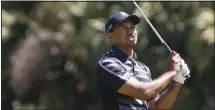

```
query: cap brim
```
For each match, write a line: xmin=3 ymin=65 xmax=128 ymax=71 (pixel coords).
xmin=126 ymin=15 xmax=140 ymax=25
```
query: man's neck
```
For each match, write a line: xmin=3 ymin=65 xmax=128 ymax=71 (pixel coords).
xmin=125 ymin=48 xmax=134 ymax=59
xmin=116 ymin=45 xmax=134 ymax=58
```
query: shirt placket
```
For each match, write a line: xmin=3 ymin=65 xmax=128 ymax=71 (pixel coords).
xmin=129 ymin=59 xmax=141 ymax=82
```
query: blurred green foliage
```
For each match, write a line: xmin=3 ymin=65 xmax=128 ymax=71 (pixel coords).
xmin=2 ymin=1 xmax=214 ymax=110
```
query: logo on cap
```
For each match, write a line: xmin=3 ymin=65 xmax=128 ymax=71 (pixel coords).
xmin=120 ymin=12 xmax=128 ymax=17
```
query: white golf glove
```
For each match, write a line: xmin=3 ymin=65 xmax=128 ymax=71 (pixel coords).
xmin=173 ymin=59 xmax=191 ymax=84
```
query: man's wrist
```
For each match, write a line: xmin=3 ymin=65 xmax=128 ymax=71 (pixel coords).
xmin=168 ymin=70 xmax=177 ymax=76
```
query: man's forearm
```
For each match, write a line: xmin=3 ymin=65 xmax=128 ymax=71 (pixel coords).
xmin=143 ymin=70 xmax=177 ymax=98
xmin=155 ymin=81 xmax=182 ymax=109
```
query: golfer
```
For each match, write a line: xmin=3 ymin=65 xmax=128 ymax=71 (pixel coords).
xmin=96 ymin=12 xmax=190 ymax=110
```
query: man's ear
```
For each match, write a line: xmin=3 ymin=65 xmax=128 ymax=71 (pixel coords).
xmin=107 ymin=33 xmax=113 ymax=40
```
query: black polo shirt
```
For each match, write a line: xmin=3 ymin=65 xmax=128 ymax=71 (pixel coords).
xmin=96 ymin=45 xmax=153 ymax=110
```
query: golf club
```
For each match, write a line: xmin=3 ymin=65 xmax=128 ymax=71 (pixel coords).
xmin=132 ymin=0 xmax=173 ymax=53
xmin=132 ymin=0 xmax=190 ymax=78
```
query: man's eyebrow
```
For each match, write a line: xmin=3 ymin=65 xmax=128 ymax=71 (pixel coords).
xmin=114 ymin=24 xmax=125 ymax=29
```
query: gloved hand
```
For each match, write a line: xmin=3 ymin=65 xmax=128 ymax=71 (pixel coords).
xmin=173 ymin=59 xmax=191 ymax=84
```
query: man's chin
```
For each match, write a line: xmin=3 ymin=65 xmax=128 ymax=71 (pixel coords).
xmin=128 ymin=42 xmax=136 ymax=48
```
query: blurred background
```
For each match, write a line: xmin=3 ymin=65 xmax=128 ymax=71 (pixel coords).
xmin=2 ymin=1 xmax=214 ymax=110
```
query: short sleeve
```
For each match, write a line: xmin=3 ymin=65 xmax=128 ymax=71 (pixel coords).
xmin=96 ymin=58 xmax=133 ymax=92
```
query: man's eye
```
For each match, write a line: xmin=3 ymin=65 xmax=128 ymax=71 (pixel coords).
xmin=131 ymin=25 xmax=136 ymax=29
xmin=122 ymin=26 xmax=127 ymax=29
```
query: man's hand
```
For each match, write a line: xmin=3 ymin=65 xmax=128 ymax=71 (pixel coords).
xmin=168 ymin=51 xmax=181 ymax=74
xmin=173 ymin=59 xmax=191 ymax=84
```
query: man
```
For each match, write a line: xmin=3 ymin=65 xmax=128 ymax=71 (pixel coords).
xmin=96 ymin=12 xmax=190 ymax=110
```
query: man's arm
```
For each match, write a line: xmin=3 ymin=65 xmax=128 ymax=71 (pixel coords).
xmin=118 ymin=70 xmax=177 ymax=100
xmin=148 ymin=81 xmax=181 ymax=110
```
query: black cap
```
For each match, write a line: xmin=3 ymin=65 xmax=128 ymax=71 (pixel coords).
xmin=105 ymin=12 xmax=140 ymax=33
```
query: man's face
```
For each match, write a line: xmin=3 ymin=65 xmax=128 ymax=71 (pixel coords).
xmin=108 ymin=20 xmax=138 ymax=48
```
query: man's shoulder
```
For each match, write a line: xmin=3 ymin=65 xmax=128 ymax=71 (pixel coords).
xmin=96 ymin=56 xmax=118 ymax=69
xmin=97 ymin=50 xmax=117 ymax=64
xmin=96 ymin=55 xmax=127 ymax=78
xmin=96 ymin=51 xmax=123 ymax=71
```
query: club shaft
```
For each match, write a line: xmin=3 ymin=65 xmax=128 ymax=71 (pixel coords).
xmin=132 ymin=0 xmax=173 ymax=53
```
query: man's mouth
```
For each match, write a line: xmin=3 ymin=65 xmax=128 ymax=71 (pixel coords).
xmin=127 ymin=34 xmax=136 ymax=41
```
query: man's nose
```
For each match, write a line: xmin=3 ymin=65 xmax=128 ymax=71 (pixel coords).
xmin=127 ymin=26 xmax=135 ymax=33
